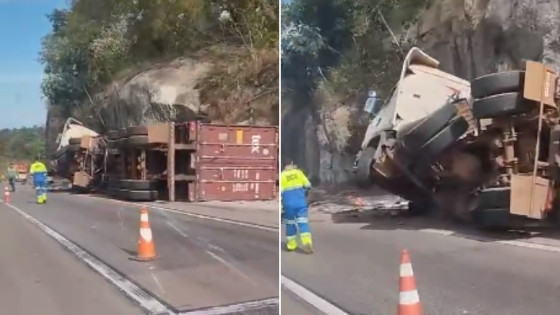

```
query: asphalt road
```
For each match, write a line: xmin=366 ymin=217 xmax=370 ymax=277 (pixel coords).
xmin=282 ymin=213 xmax=560 ymax=315
xmin=3 ymin=185 xmax=278 ymax=314
xmin=0 ymin=195 xmax=140 ymax=315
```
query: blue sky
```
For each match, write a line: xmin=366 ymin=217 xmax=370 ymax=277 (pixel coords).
xmin=0 ymin=0 xmax=66 ymax=129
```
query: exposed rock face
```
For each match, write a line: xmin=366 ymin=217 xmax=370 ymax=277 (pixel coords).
xmin=283 ymin=0 xmax=560 ymax=186
xmin=415 ymin=0 xmax=560 ymax=79
xmin=96 ymin=58 xmax=211 ymax=131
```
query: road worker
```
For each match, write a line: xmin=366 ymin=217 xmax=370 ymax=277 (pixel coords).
xmin=7 ymin=163 xmax=16 ymax=192
xmin=29 ymin=157 xmax=48 ymax=204
xmin=280 ymin=160 xmax=313 ymax=253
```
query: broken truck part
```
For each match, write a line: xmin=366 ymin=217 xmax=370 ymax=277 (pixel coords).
xmin=354 ymin=47 xmax=560 ymax=227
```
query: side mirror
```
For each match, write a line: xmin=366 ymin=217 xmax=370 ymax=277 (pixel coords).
xmin=363 ymin=90 xmax=380 ymax=115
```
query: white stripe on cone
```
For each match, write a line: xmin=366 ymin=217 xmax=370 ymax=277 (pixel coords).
xmin=140 ymin=213 xmax=149 ymax=222
xmin=399 ymin=290 xmax=420 ymax=305
xmin=400 ymin=263 xmax=414 ymax=277
xmin=140 ymin=228 xmax=153 ymax=242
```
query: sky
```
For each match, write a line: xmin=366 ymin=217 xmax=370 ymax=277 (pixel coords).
xmin=0 ymin=0 xmax=66 ymax=129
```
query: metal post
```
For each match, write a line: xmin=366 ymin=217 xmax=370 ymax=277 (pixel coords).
xmin=167 ymin=122 xmax=175 ymax=202
xmin=530 ymin=70 xmax=549 ymax=216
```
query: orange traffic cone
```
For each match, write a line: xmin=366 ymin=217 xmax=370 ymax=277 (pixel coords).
xmin=398 ymin=249 xmax=422 ymax=315
xmin=130 ymin=207 xmax=158 ymax=262
xmin=4 ymin=187 xmax=10 ymax=203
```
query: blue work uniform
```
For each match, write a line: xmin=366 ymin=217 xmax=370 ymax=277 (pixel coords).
xmin=280 ymin=167 xmax=312 ymax=251
xmin=29 ymin=161 xmax=48 ymax=204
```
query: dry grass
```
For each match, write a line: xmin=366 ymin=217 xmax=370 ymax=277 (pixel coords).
xmin=197 ymin=46 xmax=279 ymax=125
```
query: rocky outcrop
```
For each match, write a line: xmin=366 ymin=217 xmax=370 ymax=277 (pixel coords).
xmin=415 ymin=0 xmax=560 ymax=79
xmin=283 ymin=0 xmax=560 ymax=186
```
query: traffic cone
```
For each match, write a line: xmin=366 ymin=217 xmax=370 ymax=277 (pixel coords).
xmin=4 ymin=187 xmax=10 ymax=203
xmin=398 ymin=249 xmax=422 ymax=315
xmin=130 ymin=207 xmax=158 ymax=262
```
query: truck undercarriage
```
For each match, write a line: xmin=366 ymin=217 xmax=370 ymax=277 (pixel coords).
xmin=355 ymin=48 xmax=560 ymax=228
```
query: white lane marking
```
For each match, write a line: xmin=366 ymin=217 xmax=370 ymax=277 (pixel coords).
xmin=78 ymin=194 xmax=278 ymax=232
xmin=281 ymin=275 xmax=350 ymax=315
xmin=0 ymin=201 xmax=175 ymax=315
xmin=116 ymin=207 xmax=125 ymax=230
xmin=207 ymin=243 xmax=226 ymax=254
xmin=150 ymin=271 xmax=166 ymax=294
xmin=166 ymin=220 xmax=189 ymax=238
xmin=420 ymin=228 xmax=560 ymax=253
xmin=205 ymin=250 xmax=255 ymax=285
xmin=178 ymin=297 xmax=278 ymax=315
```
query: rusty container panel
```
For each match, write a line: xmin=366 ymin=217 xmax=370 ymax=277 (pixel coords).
xmin=188 ymin=181 xmax=276 ymax=202
xmin=196 ymin=124 xmax=278 ymax=167
xmin=197 ymin=166 xmax=277 ymax=182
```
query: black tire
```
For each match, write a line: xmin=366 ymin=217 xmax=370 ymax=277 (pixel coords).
xmin=67 ymin=143 xmax=81 ymax=152
xmin=472 ymin=208 xmax=510 ymax=228
xmin=69 ymin=137 xmax=82 ymax=145
xmin=126 ymin=190 xmax=158 ymax=201
xmin=120 ymin=179 xmax=156 ymax=190
xmin=471 ymin=71 xmax=525 ymax=99
xmin=401 ymin=101 xmax=459 ymax=151
xmin=472 ymin=92 xmax=533 ymax=119
xmin=408 ymin=198 xmax=433 ymax=216
xmin=106 ymin=130 xmax=120 ymax=140
xmin=127 ymin=135 xmax=149 ymax=147
xmin=477 ymin=187 xmax=510 ymax=209
xmin=355 ymin=146 xmax=376 ymax=188
xmin=127 ymin=126 xmax=148 ymax=136
xmin=417 ymin=116 xmax=469 ymax=162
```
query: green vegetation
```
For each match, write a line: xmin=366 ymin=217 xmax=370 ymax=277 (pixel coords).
xmin=0 ymin=126 xmax=45 ymax=175
xmin=281 ymin=0 xmax=430 ymax=152
xmin=282 ymin=0 xmax=430 ymax=106
xmin=41 ymin=0 xmax=279 ymax=124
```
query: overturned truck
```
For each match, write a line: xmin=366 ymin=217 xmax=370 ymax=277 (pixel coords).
xmin=355 ymin=47 xmax=560 ymax=228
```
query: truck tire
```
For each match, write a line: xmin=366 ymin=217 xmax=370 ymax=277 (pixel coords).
xmin=120 ymin=179 xmax=156 ymax=190
xmin=401 ymin=101 xmax=459 ymax=151
xmin=472 ymin=92 xmax=533 ymax=119
xmin=471 ymin=71 xmax=525 ymax=99
xmin=126 ymin=190 xmax=158 ymax=201
xmin=127 ymin=135 xmax=149 ymax=147
xmin=69 ymin=137 xmax=82 ymax=145
xmin=417 ymin=116 xmax=469 ymax=162
xmin=106 ymin=130 xmax=120 ymax=140
xmin=127 ymin=126 xmax=148 ymax=136
xmin=477 ymin=187 xmax=510 ymax=209
xmin=472 ymin=208 xmax=510 ymax=228
xmin=355 ymin=146 xmax=376 ymax=188
xmin=67 ymin=143 xmax=81 ymax=152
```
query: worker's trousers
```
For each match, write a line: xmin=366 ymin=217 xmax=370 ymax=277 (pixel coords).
xmin=34 ymin=180 xmax=47 ymax=204
xmin=284 ymin=205 xmax=312 ymax=251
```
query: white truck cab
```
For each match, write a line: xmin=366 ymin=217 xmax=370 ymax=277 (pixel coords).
xmin=355 ymin=47 xmax=472 ymax=187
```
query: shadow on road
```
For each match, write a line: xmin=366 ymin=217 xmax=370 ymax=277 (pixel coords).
xmin=330 ymin=208 xmax=560 ymax=245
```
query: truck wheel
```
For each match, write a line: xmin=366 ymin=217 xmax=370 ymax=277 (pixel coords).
xmin=355 ymin=146 xmax=376 ymax=188
xmin=69 ymin=137 xmax=82 ymax=145
xmin=127 ymin=126 xmax=148 ymax=136
xmin=417 ymin=116 xmax=470 ymax=162
xmin=471 ymin=71 xmax=525 ymax=99
xmin=401 ymin=101 xmax=459 ymax=151
xmin=472 ymin=208 xmax=510 ymax=229
xmin=472 ymin=92 xmax=533 ymax=119
xmin=127 ymin=135 xmax=149 ymax=147
xmin=106 ymin=130 xmax=120 ymax=140
xmin=127 ymin=190 xmax=158 ymax=201
xmin=120 ymin=179 xmax=156 ymax=190
xmin=477 ymin=187 xmax=510 ymax=209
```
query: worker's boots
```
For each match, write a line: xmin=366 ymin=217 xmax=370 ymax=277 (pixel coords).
xmin=300 ymin=233 xmax=314 ymax=254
